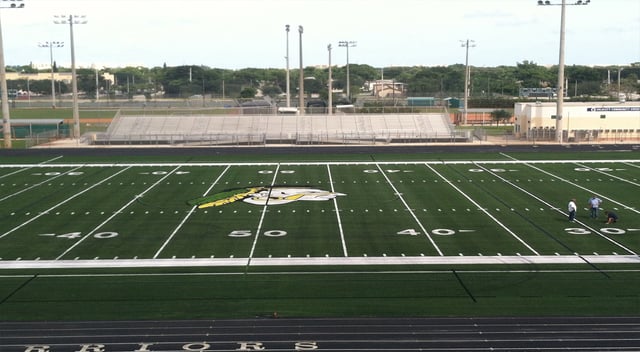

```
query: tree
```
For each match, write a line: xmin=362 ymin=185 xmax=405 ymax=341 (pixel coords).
xmin=490 ymin=109 xmax=512 ymax=126
xmin=261 ymin=85 xmax=282 ymax=98
xmin=240 ymin=87 xmax=257 ymax=99
xmin=514 ymin=61 xmax=553 ymax=89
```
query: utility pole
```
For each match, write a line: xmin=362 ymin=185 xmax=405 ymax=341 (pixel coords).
xmin=54 ymin=14 xmax=87 ymax=140
xmin=338 ymin=40 xmax=356 ymax=102
xmin=327 ymin=44 xmax=332 ymax=115
xmin=537 ymin=0 xmax=591 ymax=143
xmin=38 ymin=41 xmax=64 ymax=108
xmin=298 ymin=25 xmax=304 ymax=115
xmin=460 ymin=39 xmax=475 ymax=125
xmin=1 ymin=0 xmax=25 ymax=148
xmin=285 ymin=25 xmax=290 ymax=108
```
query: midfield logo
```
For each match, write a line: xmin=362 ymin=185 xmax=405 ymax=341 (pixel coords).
xmin=188 ymin=186 xmax=345 ymax=208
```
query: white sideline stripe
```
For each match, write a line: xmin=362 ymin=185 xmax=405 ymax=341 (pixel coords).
xmin=0 ymin=166 xmax=132 ymax=239
xmin=8 ymin=268 xmax=640 ymax=278
xmin=376 ymin=163 xmax=443 ymax=256
xmin=1 ymin=159 xmax=638 ymax=168
xmin=484 ymin=159 xmax=637 ymax=256
xmin=327 ymin=164 xmax=348 ymax=257
xmin=0 ymin=166 xmax=84 ymax=203
xmin=153 ymin=165 xmax=231 ymax=259
xmin=425 ymin=163 xmax=540 ymax=255
xmin=55 ymin=166 xmax=183 ymax=260
xmin=1 ymin=255 xmax=638 ymax=269
xmin=247 ymin=164 xmax=281 ymax=265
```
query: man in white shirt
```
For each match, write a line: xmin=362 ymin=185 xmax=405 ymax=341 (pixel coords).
xmin=568 ymin=199 xmax=577 ymax=222
xmin=587 ymin=195 xmax=602 ymax=219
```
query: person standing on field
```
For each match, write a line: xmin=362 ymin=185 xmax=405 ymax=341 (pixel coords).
xmin=587 ymin=195 xmax=602 ymax=218
xmin=568 ymin=198 xmax=577 ymax=222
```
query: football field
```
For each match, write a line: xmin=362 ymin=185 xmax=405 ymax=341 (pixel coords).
xmin=1 ymin=147 xmax=639 ymax=319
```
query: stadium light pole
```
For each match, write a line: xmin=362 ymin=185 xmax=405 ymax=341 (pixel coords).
xmin=338 ymin=41 xmax=356 ymax=102
xmin=38 ymin=41 xmax=64 ymax=108
xmin=54 ymin=14 xmax=87 ymax=140
xmin=537 ymin=0 xmax=591 ymax=144
xmin=298 ymin=25 xmax=304 ymax=115
xmin=1 ymin=0 xmax=25 ymax=149
xmin=327 ymin=44 xmax=332 ymax=115
xmin=617 ymin=67 xmax=623 ymax=101
xmin=460 ymin=39 xmax=475 ymax=126
xmin=285 ymin=24 xmax=291 ymax=108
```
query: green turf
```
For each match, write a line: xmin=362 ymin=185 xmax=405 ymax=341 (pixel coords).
xmin=2 ymin=266 xmax=638 ymax=320
xmin=0 ymin=150 xmax=639 ymax=320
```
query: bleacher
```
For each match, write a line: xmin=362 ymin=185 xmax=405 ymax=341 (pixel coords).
xmin=93 ymin=113 xmax=466 ymax=145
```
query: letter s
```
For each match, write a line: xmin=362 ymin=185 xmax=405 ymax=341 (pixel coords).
xmin=295 ymin=341 xmax=319 ymax=350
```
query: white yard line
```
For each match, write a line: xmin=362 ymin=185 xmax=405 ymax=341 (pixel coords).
xmin=375 ymin=163 xmax=443 ymax=256
xmin=0 ymin=165 xmax=84 ymax=203
xmin=425 ymin=163 xmax=540 ymax=255
xmin=0 ymin=166 xmax=29 ymax=180
xmin=153 ymin=165 xmax=231 ymax=259
xmin=327 ymin=164 xmax=348 ymax=257
xmin=624 ymin=162 xmax=640 ymax=169
xmin=39 ymin=156 xmax=64 ymax=164
xmin=0 ymin=166 xmax=132 ymax=239
xmin=247 ymin=164 xmax=281 ymax=265
xmin=55 ymin=166 xmax=183 ymax=260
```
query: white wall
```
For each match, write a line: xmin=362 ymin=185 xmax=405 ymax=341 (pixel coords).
xmin=515 ymin=102 xmax=640 ymax=140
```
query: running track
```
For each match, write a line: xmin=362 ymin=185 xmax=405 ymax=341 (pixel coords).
xmin=2 ymin=316 xmax=640 ymax=351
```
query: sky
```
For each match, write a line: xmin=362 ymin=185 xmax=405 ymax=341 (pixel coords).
xmin=1 ymin=0 xmax=639 ymax=70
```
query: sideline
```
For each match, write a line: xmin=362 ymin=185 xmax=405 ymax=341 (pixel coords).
xmin=1 ymin=159 xmax=640 ymax=168
xmin=1 ymin=254 xmax=639 ymax=269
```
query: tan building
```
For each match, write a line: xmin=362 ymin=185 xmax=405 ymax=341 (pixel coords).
xmin=364 ymin=80 xmax=407 ymax=98
xmin=514 ymin=101 xmax=640 ymax=142
xmin=5 ymin=71 xmax=115 ymax=85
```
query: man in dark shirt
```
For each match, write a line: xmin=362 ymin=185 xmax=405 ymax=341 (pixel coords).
xmin=605 ymin=211 xmax=618 ymax=224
